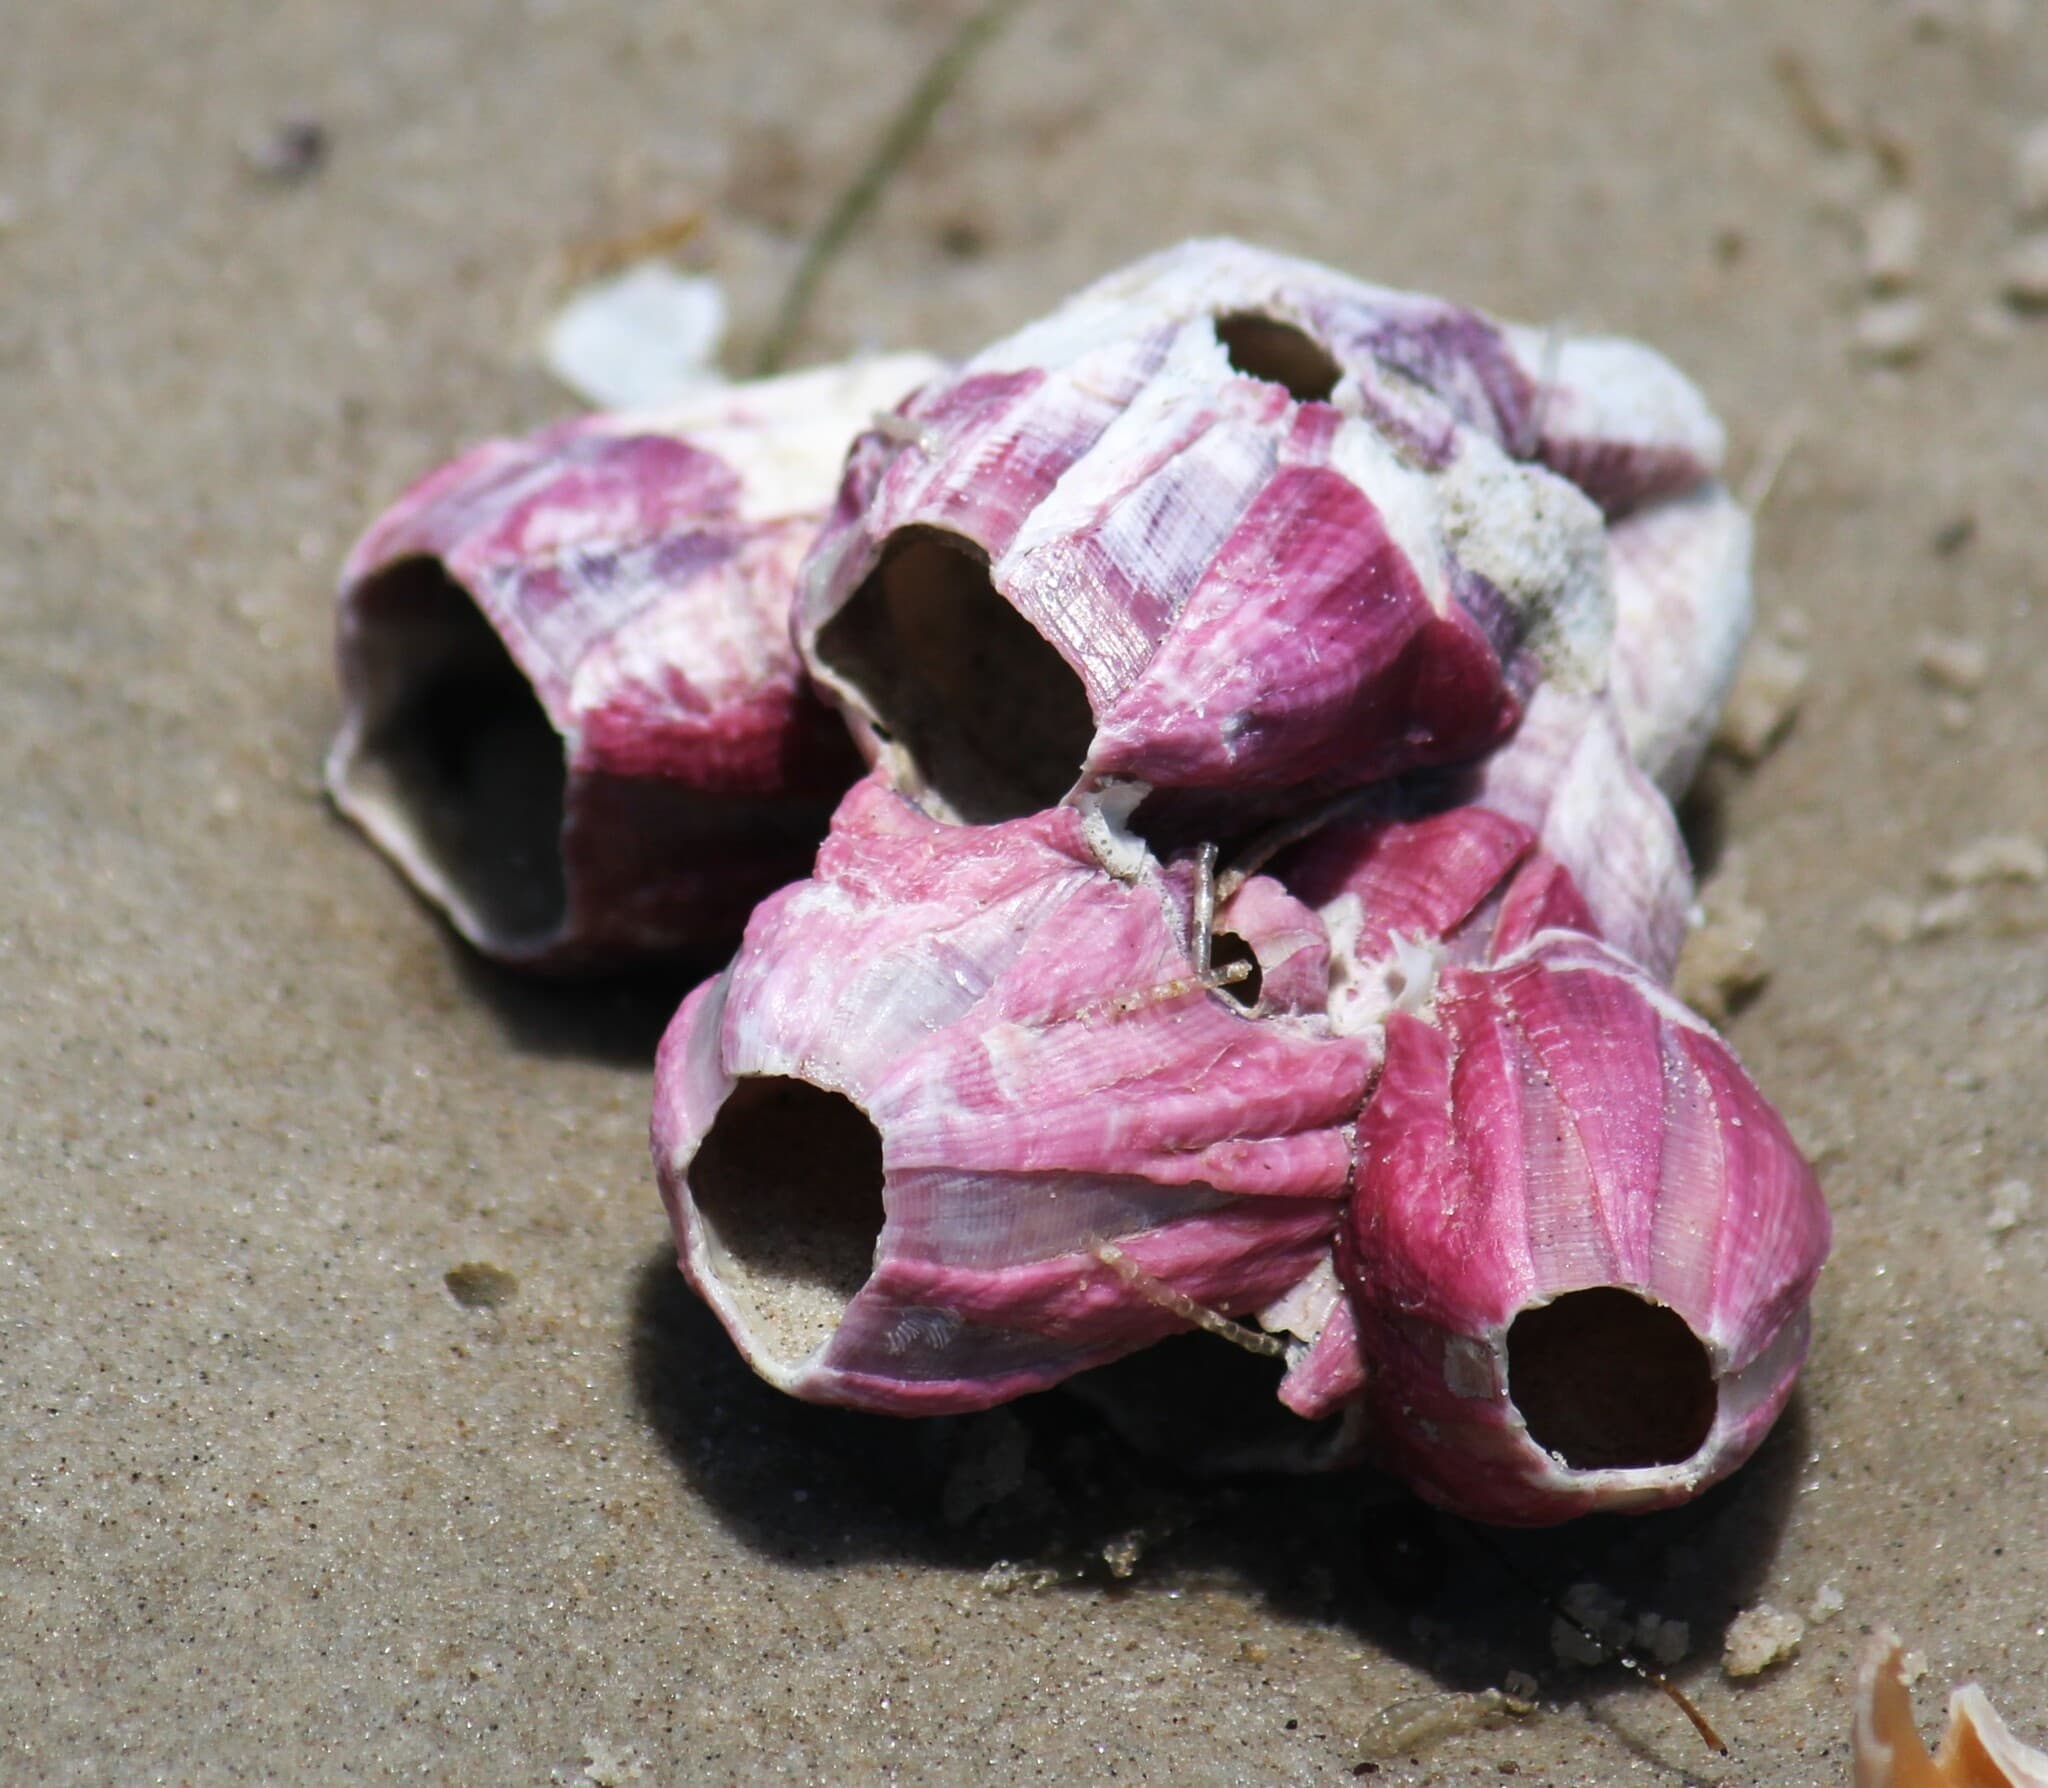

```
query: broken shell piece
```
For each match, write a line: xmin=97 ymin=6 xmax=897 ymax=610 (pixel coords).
xmin=651 ymin=775 xmax=1376 ymax=1414
xmin=797 ymin=239 xmax=1731 ymax=840
xmin=327 ymin=354 xmax=941 ymax=966
xmin=1340 ymin=930 xmax=1829 ymax=1524
xmin=1722 ymin=1602 xmax=1805 ymax=1677
xmin=1855 ymin=1630 xmax=2048 ymax=1787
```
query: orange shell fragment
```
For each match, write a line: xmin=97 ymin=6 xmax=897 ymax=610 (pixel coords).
xmin=1855 ymin=1631 xmax=2048 ymax=1788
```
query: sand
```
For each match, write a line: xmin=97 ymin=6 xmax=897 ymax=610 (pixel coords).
xmin=5 ymin=2 xmax=2048 ymax=1782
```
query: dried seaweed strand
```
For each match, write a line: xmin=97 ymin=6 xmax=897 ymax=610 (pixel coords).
xmin=1465 ymin=1528 xmax=1729 ymax=1758
xmin=753 ymin=0 xmax=1026 ymax=375
xmin=1189 ymin=841 xmax=1219 ymax=976
xmin=1092 ymin=1242 xmax=1287 ymax=1359
xmin=1070 ymin=957 xmax=1250 ymax=1026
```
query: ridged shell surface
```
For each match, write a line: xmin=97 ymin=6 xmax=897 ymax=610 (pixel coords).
xmin=651 ymin=774 xmax=1376 ymax=1414
xmin=328 ymin=354 xmax=941 ymax=965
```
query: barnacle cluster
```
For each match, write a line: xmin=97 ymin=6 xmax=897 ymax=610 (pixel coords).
xmin=329 ymin=240 xmax=1829 ymax=1525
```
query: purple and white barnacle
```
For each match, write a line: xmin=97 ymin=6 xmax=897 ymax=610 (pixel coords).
xmin=319 ymin=232 xmax=1827 ymax=1530
xmin=792 ymin=238 xmax=1732 ymax=853
xmin=1266 ymin=804 xmax=1829 ymax=1524
xmin=650 ymin=774 xmax=1375 ymax=1414
xmin=328 ymin=354 xmax=939 ymax=967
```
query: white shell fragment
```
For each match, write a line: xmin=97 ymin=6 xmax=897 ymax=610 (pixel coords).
xmin=543 ymin=262 xmax=730 ymax=410
xmin=1722 ymin=1603 xmax=1806 ymax=1678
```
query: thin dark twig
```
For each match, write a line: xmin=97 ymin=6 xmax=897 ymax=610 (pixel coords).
xmin=1462 ymin=1526 xmax=1730 ymax=1758
xmin=753 ymin=0 xmax=1026 ymax=376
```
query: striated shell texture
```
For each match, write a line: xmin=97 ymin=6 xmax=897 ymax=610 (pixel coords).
xmin=650 ymin=773 xmax=1375 ymax=1414
xmin=328 ymin=353 xmax=940 ymax=967
xmin=794 ymin=238 xmax=1735 ymax=850
xmin=1261 ymin=803 xmax=1828 ymax=1523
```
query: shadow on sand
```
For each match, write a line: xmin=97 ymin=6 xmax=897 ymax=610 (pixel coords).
xmin=626 ymin=1244 xmax=1809 ymax=1763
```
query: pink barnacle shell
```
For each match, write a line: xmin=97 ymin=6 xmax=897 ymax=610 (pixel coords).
xmin=649 ymin=774 xmax=1376 ymax=1415
xmin=1465 ymin=683 xmax=1694 ymax=981
xmin=793 ymin=238 xmax=1682 ymax=839
xmin=1342 ymin=929 xmax=1829 ymax=1525
xmin=327 ymin=354 xmax=940 ymax=967
xmin=1605 ymin=482 xmax=1754 ymax=798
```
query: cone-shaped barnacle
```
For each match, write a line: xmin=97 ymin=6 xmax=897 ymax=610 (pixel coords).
xmin=1352 ymin=937 xmax=1823 ymax=1522
xmin=650 ymin=774 xmax=1376 ymax=1414
xmin=327 ymin=354 xmax=941 ymax=968
xmin=793 ymin=238 xmax=1727 ymax=853
xmin=1256 ymin=804 xmax=1828 ymax=1522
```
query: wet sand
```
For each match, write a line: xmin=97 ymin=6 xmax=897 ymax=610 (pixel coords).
xmin=5 ymin=3 xmax=2048 ymax=1781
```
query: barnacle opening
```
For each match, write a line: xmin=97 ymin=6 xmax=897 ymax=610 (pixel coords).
xmin=1506 ymin=1289 xmax=1716 ymax=1471
xmin=688 ymin=1076 xmax=886 ymax=1367
xmin=1210 ymin=930 xmax=1263 ymax=1008
xmin=1215 ymin=312 xmax=1342 ymax=404
xmin=815 ymin=527 xmax=1095 ymax=824
xmin=337 ymin=559 xmax=568 ymax=947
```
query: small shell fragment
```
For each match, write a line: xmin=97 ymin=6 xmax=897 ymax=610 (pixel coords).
xmin=1862 ymin=194 xmax=1927 ymax=292
xmin=1936 ymin=833 xmax=2047 ymax=887
xmin=1854 ymin=295 xmax=1932 ymax=365
xmin=1854 ymin=1630 xmax=2048 ymax=1787
xmin=2002 ymin=234 xmax=2048 ymax=311
xmin=1713 ymin=634 xmax=1809 ymax=764
xmin=2013 ymin=122 xmax=2048 ymax=224
xmin=1986 ymin=1179 xmax=2036 ymax=1234
xmin=1916 ymin=632 xmax=1991 ymax=695
xmin=1674 ymin=854 xmax=1770 ymax=1025
xmin=542 ymin=262 xmax=729 ymax=411
xmin=1722 ymin=1603 xmax=1805 ymax=1678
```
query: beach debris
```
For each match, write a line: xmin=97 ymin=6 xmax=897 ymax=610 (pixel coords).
xmin=1550 ymin=1581 xmax=1630 ymax=1666
xmin=1854 ymin=1629 xmax=2048 ymax=1787
xmin=1858 ymin=894 xmax=1922 ymax=946
xmin=979 ymin=1559 xmax=1068 ymax=1594
xmin=2013 ymin=122 xmax=2048 ymax=224
xmin=2002 ymin=235 xmax=2048 ymax=312
xmin=1936 ymin=834 xmax=2047 ymax=887
xmin=1808 ymin=1580 xmax=1847 ymax=1624
xmin=543 ymin=263 xmax=731 ymax=411
xmin=1854 ymin=294 xmax=1932 ymax=365
xmin=1722 ymin=1602 xmax=1805 ymax=1678
xmin=575 ymin=1736 xmax=646 ymax=1786
xmin=1914 ymin=889 xmax=1979 ymax=937
xmin=1676 ymin=868 xmax=1771 ymax=1024
xmin=1986 ymin=1179 xmax=2036 ymax=1235
xmin=1916 ymin=632 xmax=1990 ymax=695
xmin=444 ymin=1261 xmax=519 ymax=1308
xmin=1714 ymin=633 xmax=1809 ymax=763
xmin=239 ymin=117 xmax=329 ymax=184
xmin=327 ymin=354 xmax=939 ymax=966
xmin=1862 ymin=194 xmax=1927 ymax=292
